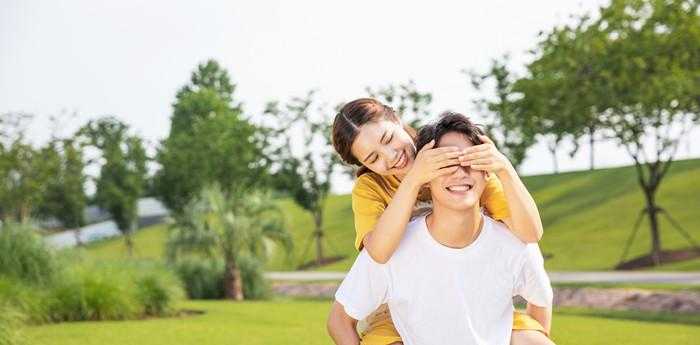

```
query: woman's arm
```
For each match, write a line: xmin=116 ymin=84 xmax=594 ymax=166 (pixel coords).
xmin=526 ymin=303 xmax=552 ymax=336
xmin=497 ymin=165 xmax=543 ymax=242
xmin=363 ymin=141 xmax=462 ymax=263
xmin=462 ymin=135 xmax=543 ymax=243
xmin=327 ymin=302 xmax=361 ymax=345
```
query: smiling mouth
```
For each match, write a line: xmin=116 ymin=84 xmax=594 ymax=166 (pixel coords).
xmin=445 ymin=184 xmax=473 ymax=194
xmin=392 ymin=150 xmax=408 ymax=170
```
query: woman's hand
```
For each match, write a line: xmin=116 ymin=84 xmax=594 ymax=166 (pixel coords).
xmin=459 ymin=135 xmax=512 ymax=174
xmin=405 ymin=140 xmax=462 ymax=187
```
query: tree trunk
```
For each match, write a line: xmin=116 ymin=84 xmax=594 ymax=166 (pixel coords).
xmin=589 ymin=125 xmax=595 ymax=171
xmin=313 ymin=209 xmax=324 ymax=266
xmin=74 ymin=229 xmax=83 ymax=247
xmin=642 ymin=187 xmax=663 ymax=266
xmin=224 ymin=259 xmax=244 ymax=301
xmin=125 ymin=233 xmax=134 ymax=257
xmin=19 ymin=203 xmax=30 ymax=223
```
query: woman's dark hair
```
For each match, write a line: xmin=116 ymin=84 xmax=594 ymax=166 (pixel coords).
xmin=332 ymin=98 xmax=416 ymax=176
xmin=415 ymin=112 xmax=484 ymax=152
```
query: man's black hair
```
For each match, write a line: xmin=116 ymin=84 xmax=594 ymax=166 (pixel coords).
xmin=415 ymin=112 xmax=485 ymax=152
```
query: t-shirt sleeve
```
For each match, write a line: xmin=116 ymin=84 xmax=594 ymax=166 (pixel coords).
xmin=334 ymin=250 xmax=390 ymax=320
xmin=352 ymin=176 xmax=388 ymax=250
xmin=513 ymin=244 xmax=553 ymax=307
xmin=480 ymin=174 xmax=510 ymax=220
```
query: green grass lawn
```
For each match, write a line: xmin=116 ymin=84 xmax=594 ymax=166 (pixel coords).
xmin=81 ymin=158 xmax=700 ymax=272
xmin=76 ymin=223 xmax=168 ymax=262
xmin=24 ymin=300 xmax=700 ymax=345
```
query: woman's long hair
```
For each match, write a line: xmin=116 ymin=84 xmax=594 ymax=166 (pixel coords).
xmin=331 ymin=98 xmax=417 ymax=177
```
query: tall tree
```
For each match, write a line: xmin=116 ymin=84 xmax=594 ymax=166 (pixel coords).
xmin=469 ymin=57 xmax=538 ymax=172
xmin=265 ymin=90 xmax=339 ymax=267
xmin=79 ymin=117 xmax=147 ymax=256
xmin=0 ymin=138 xmax=52 ymax=222
xmin=36 ymin=138 xmax=87 ymax=233
xmin=166 ymin=183 xmax=292 ymax=300
xmin=155 ymin=59 xmax=267 ymax=214
xmin=523 ymin=0 xmax=700 ymax=265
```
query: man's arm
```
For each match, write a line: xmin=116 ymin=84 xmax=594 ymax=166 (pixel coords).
xmin=514 ymin=245 xmax=554 ymax=335
xmin=327 ymin=301 xmax=361 ymax=345
xmin=330 ymin=250 xmax=390 ymax=344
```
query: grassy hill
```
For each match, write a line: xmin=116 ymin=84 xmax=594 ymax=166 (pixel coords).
xmin=80 ymin=158 xmax=700 ymax=272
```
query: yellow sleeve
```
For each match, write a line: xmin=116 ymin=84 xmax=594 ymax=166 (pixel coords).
xmin=351 ymin=175 xmax=388 ymax=251
xmin=481 ymin=174 xmax=510 ymax=220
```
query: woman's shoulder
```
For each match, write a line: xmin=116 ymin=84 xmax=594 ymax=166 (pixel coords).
xmin=353 ymin=172 xmax=392 ymax=192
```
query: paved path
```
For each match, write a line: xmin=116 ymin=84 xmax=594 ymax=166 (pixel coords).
xmin=266 ymin=271 xmax=700 ymax=285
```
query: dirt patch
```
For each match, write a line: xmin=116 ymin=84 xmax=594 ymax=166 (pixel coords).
xmin=297 ymin=255 xmax=346 ymax=270
xmin=551 ymin=287 xmax=700 ymax=314
xmin=273 ymin=282 xmax=700 ymax=314
xmin=615 ymin=247 xmax=700 ymax=270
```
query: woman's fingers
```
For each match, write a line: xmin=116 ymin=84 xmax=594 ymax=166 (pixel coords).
xmin=428 ymin=146 xmax=460 ymax=156
xmin=460 ymin=150 xmax=491 ymax=161
xmin=462 ymin=144 xmax=490 ymax=155
xmin=436 ymin=151 xmax=463 ymax=163
xmin=418 ymin=139 xmax=435 ymax=153
xmin=435 ymin=158 xmax=461 ymax=169
xmin=435 ymin=165 xmax=460 ymax=176
xmin=469 ymin=164 xmax=492 ymax=171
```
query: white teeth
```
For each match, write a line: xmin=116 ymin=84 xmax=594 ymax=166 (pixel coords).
xmin=447 ymin=185 xmax=471 ymax=192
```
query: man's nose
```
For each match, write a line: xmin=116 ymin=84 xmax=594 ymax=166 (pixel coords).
xmin=452 ymin=165 xmax=469 ymax=177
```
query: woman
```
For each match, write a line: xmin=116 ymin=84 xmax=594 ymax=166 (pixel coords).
xmin=330 ymin=98 xmax=551 ymax=345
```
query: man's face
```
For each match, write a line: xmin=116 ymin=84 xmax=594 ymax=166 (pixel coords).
xmin=429 ymin=131 xmax=487 ymax=211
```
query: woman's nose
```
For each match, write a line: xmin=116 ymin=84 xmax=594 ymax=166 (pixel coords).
xmin=381 ymin=146 xmax=399 ymax=163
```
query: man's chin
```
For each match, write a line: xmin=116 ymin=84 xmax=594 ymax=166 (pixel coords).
xmin=440 ymin=194 xmax=479 ymax=210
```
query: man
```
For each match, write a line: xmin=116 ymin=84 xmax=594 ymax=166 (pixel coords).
xmin=327 ymin=112 xmax=554 ymax=345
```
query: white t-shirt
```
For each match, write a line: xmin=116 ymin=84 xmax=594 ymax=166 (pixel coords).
xmin=335 ymin=214 xmax=553 ymax=345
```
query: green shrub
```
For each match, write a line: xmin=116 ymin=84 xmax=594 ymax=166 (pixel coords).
xmin=0 ymin=278 xmax=47 ymax=324
xmin=173 ymin=256 xmax=269 ymax=300
xmin=0 ymin=222 xmax=56 ymax=285
xmin=238 ymin=255 xmax=270 ymax=300
xmin=0 ymin=303 xmax=25 ymax=345
xmin=44 ymin=261 xmax=183 ymax=322
xmin=173 ymin=258 xmax=225 ymax=299
xmin=45 ymin=264 xmax=139 ymax=321
xmin=134 ymin=267 xmax=183 ymax=316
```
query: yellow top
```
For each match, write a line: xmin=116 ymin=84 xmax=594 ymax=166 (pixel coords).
xmin=351 ymin=172 xmax=510 ymax=250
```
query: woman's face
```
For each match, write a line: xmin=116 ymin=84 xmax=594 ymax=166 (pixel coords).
xmin=350 ymin=119 xmax=416 ymax=176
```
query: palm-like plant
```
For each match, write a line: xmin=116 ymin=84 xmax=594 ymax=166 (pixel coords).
xmin=166 ymin=183 xmax=292 ymax=300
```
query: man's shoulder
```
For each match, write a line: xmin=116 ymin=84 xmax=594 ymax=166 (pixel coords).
xmin=483 ymin=215 xmax=528 ymax=251
xmin=383 ymin=216 xmax=427 ymax=261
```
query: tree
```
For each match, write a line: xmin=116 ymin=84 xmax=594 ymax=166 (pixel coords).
xmin=155 ymin=60 xmax=267 ymax=214
xmin=0 ymin=112 xmax=86 ymax=226
xmin=523 ymin=0 xmax=700 ymax=265
xmin=166 ymin=183 xmax=292 ymax=300
xmin=35 ymin=138 xmax=87 ymax=232
xmin=79 ymin=117 xmax=147 ymax=256
xmin=265 ymin=90 xmax=339 ymax=267
xmin=0 ymin=138 xmax=54 ymax=223
xmin=365 ymin=80 xmax=433 ymax=128
xmin=468 ymin=57 xmax=538 ymax=172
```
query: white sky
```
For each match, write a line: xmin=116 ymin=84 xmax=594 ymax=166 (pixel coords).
xmin=2 ymin=0 xmax=698 ymax=194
